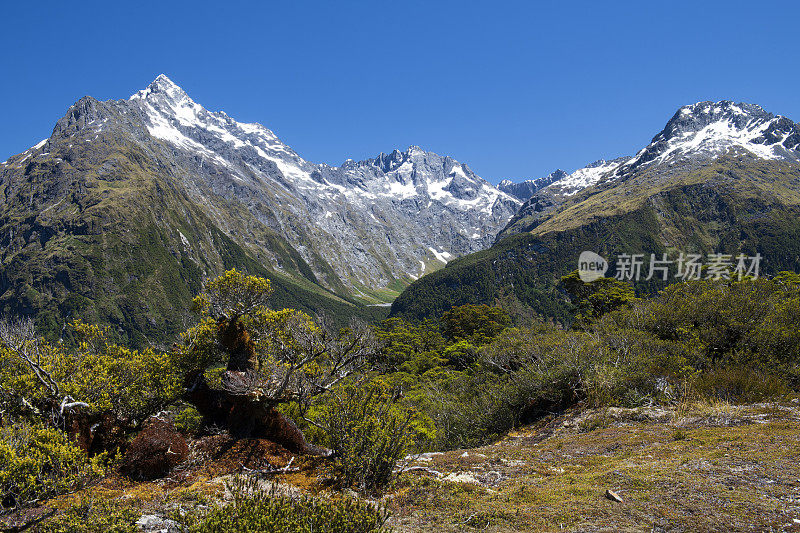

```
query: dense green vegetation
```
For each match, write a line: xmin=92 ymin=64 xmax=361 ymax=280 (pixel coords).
xmin=0 ymin=268 xmax=798 ymax=530
xmin=379 ymin=272 xmax=800 ymax=449
xmin=0 ymin=424 xmax=107 ymax=513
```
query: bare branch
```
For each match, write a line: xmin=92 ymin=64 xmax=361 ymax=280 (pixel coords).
xmin=0 ymin=317 xmax=60 ymax=397
xmin=59 ymin=396 xmax=90 ymax=416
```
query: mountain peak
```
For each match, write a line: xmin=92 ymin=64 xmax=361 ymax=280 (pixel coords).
xmin=130 ymin=74 xmax=191 ymax=103
xmin=497 ymin=169 xmax=570 ymax=200
xmin=665 ymin=101 xmax=775 ymax=135
xmin=151 ymin=73 xmax=182 ymax=91
xmin=618 ymin=100 xmax=800 ymax=173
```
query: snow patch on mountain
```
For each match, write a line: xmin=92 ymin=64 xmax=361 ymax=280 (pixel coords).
xmin=428 ymin=247 xmax=453 ymax=264
xmin=552 ymin=158 xmax=629 ymax=196
xmin=498 ymin=169 xmax=568 ymax=200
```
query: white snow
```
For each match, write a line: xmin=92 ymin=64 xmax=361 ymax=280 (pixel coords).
xmin=623 ymin=103 xmax=794 ymax=171
xmin=384 ymin=178 xmax=417 ymax=199
xmin=428 ymin=247 xmax=452 ymax=263
xmin=122 ymin=76 xmax=521 ymax=290
xmin=133 ymin=76 xmax=319 ymax=188
xmin=541 ymin=103 xmax=799 ymax=199
xmin=554 ymin=159 xmax=627 ymax=196
xmin=650 ymin=117 xmax=781 ymax=164
xmin=449 ymin=164 xmax=467 ymax=178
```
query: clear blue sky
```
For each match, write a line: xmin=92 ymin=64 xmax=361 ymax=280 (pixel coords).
xmin=2 ymin=0 xmax=799 ymax=183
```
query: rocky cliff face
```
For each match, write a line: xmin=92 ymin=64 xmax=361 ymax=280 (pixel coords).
xmin=498 ymin=169 xmax=568 ymax=201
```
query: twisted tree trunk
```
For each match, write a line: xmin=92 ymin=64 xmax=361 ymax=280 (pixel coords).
xmin=218 ymin=317 xmax=259 ymax=372
xmin=183 ymin=369 xmax=330 ymax=456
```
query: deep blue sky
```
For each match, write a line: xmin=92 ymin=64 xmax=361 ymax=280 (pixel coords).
xmin=2 ymin=1 xmax=799 ymax=183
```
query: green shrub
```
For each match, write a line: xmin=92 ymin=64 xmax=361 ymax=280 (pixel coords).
xmin=441 ymin=304 xmax=511 ymax=345
xmin=610 ymin=277 xmax=800 ymax=383
xmin=180 ymin=476 xmax=390 ymax=532
xmin=422 ymin=372 xmax=514 ymax=450
xmin=442 ymin=339 xmax=479 ymax=369
xmin=373 ymin=318 xmax=447 ymax=374
xmin=422 ymin=330 xmax=601 ymax=449
xmin=0 ymin=319 xmax=183 ymax=425
xmin=693 ymin=365 xmax=789 ymax=403
xmin=311 ymin=382 xmax=422 ymax=494
xmin=578 ymin=412 xmax=613 ymax=433
xmin=583 ymin=328 xmax=693 ymax=407
xmin=0 ymin=424 xmax=105 ymax=511
xmin=172 ymin=403 xmax=204 ymax=435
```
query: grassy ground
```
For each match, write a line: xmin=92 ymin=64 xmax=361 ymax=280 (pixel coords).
xmin=6 ymin=400 xmax=800 ymax=532
xmin=387 ymin=399 xmax=800 ymax=532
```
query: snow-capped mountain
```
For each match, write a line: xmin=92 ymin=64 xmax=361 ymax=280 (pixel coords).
xmin=397 ymin=101 xmax=800 ymax=321
xmin=1 ymin=75 xmax=520 ymax=303
xmin=546 ymin=158 xmax=629 ymax=196
xmin=497 ymin=101 xmax=800 ymax=241
xmin=498 ymin=101 xmax=800 ymax=210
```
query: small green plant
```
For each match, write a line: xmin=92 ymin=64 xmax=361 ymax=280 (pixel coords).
xmin=0 ymin=423 xmax=106 ymax=512
xmin=694 ymin=366 xmax=789 ymax=403
xmin=172 ymin=403 xmax=204 ymax=435
xmin=179 ymin=475 xmax=391 ymax=532
xmin=578 ymin=412 xmax=612 ymax=433
xmin=672 ymin=428 xmax=688 ymax=441
xmin=37 ymin=495 xmax=139 ymax=533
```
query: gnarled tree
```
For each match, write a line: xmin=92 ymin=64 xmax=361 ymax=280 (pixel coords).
xmin=181 ymin=269 xmax=378 ymax=455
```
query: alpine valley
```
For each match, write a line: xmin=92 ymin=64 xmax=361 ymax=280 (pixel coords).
xmin=4 ymin=76 xmax=800 ymax=344
xmin=0 ymin=75 xmax=521 ymax=345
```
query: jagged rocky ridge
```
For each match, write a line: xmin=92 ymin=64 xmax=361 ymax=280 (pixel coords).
xmin=1 ymin=75 xmax=520 ymax=304
xmin=497 ymin=169 xmax=567 ymax=201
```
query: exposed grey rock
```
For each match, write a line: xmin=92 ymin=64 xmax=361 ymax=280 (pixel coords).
xmin=136 ymin=514 xmax=180 ymax=533
xmin=1 ymin=75 xmax=522 ymax=302
xmin=42 ymin=75 xmax=520 ymax=298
